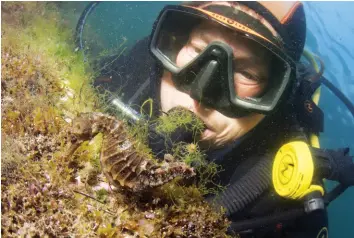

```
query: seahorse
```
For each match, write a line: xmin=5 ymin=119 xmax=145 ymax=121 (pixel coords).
xmin=66 ymin=112 xmax=195 ymax=192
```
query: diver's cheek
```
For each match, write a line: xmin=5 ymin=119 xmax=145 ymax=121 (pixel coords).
xmin=234 ymin=82 xmax=266 ymax=98
xmin=211 ymin=113 xmax=264 ymax=147
xmin=160 ymin=72 xmax=195 ymax=112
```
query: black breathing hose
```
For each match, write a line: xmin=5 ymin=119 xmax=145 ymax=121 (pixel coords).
xmin=230 ymin=208 xmax=305 ymax=232
xmin=209 ymin=156 xmax=273 ymax=217
xmin=321 ymin=77 xmax=354 ymax=119
xmin=74 ymin=1 xmax=100 ymax=52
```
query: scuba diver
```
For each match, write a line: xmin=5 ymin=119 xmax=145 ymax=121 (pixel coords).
xmin=76 ymin=1 xmax=354 ymax=237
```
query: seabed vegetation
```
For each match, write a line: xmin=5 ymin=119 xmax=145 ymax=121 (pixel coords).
xmin=1 ymin=2 xmax=232 ymax=237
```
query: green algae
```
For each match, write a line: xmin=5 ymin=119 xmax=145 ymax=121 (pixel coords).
xmin=154 ymin=106 xmax=205 ymax=140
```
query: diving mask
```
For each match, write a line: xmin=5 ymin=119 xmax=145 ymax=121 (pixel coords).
xmin=149 ymin=4 xmax=296 ymax=117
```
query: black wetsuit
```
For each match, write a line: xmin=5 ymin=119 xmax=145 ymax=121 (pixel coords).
xmin=95 ymin=37 xmax=329 ymax=238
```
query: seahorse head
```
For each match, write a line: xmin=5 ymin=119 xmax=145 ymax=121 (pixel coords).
xmin=70 ymin=113 xmax=98 ymax=140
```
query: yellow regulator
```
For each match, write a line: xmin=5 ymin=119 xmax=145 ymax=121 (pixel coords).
xmin=272 ymin=141 xmax=324 ymax=200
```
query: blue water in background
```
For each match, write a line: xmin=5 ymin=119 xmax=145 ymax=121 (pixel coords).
xmin=71 ymin=2 xmax=354 ymax=237
xmin=303 ymin=2 xmax=354 ymax=238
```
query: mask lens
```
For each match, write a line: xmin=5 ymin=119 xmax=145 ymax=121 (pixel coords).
xmin=155 ymin=11 xmax=205 ymax=68
xmin=230 ymin=42 xmax=291 ymax=111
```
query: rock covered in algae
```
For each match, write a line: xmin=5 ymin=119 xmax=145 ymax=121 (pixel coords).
xmin=1 ymin=2 xmax=233 ymax=237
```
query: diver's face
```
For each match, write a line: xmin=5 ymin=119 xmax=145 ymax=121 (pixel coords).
xmin=160 ymin=21 xmax=271 ymax=149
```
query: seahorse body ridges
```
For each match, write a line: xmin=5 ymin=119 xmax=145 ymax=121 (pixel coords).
xmin=69 ymin=112 xmax=195 ymax=192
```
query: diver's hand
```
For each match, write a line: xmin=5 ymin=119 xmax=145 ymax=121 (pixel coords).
xmin=327 ymin=148 xmax=354 ymax=186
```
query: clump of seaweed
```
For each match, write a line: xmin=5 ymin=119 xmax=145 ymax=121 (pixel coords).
xmin=171 ymin=142 xmax=225 ymax=196
xmin=155 ymin=106 xmax=205 ymax=140
xmin=1 ymin=2 xmax=232 ymax=237
xmin=151 ymin=106 xmax=225 ymax=195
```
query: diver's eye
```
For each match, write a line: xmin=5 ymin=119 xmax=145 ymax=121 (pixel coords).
xmin=188 ymin=38 xmax=207 ymax=55
xmin=233 ymin=71 xmax=267 ymax=98
xmin=186 ymin=44 xmax=202 ymax=57
xmin=193 ymin=46 xmax=203 ymax=54
xmin=236 ymin=71 xmax=262 ymax=85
